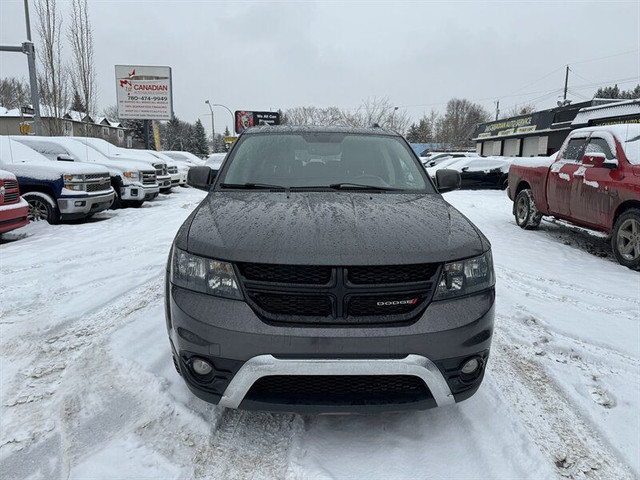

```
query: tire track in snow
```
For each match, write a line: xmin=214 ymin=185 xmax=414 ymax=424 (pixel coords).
xmin=490 ymin=329 xmax=635 ymax=479
xmin=191 ymin=408 xmax=305 ymax=480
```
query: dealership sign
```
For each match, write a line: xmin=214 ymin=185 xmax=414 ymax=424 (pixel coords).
xmin=235 ymin=110 xmax=280 ymax=134
xmin=115 ymin=65 xmax=173 ymax=120
xmin=473 ymin=111 xmax=555 ymax=140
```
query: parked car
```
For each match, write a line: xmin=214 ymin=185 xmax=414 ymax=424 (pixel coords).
xmin=72 ymin=138 xmax=172 ymax=193
xmin=204 ymin=152 xmax=226 ymax=176
xmin=11 ymin=136 xmax=160 ymax=209
xmin=0 ymin=137 xmax=114 ymax=223
xmin=162 ymin=150 xmax=205 ymax=166
xmin=0 ymin=169 xmax=29 ymax=235
xmin=144 ymin=150 xmax=188 ymax=187
xmin=166 ymin=126 xmax=495 ymax=413
xmin=423 ymin=152 xmax=478 ymax=168
xmin=428 ymin=157 xmax=512 ymax=190
xmin=508 ymin=124 xmax=640 ymax=269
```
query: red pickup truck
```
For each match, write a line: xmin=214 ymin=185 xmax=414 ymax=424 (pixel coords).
xmin=0 ymin=169 xmax=29 ymax=236
xmin=508 ymin=124 xmax=640 ymax=270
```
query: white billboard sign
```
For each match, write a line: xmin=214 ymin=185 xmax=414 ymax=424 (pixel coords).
xmin=115 ymin=65 xmax=173 ymax=120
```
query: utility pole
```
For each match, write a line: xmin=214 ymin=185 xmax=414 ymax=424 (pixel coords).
xmin=0 ymin=0 xmax=43 ymax=135
xmin=563 ymin=65 xmax=570 ymax=102
xmin=205 ymin=100 xmax=215 ymax=152
xmin=495 ymin=100 xmax=500 ymax=121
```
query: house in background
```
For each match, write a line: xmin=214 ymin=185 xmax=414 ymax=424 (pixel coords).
xmin=0 ymin=106 xmax=131 ymax=147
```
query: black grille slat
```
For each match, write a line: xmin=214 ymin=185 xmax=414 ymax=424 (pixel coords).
xmin=2 ymin=192 xmax=19 ymax=203
xmin=239 ymin=263 xmax=332 ymax=285
xmin=4 ymin=181 xmax=18 ymax=189
xmin=245 ymin=375 xmax=432 ymax=406
xmin=249 ymin=293 xmax=332 ymax=317
xmin=348 ymin=264 xmax=438 ymax=284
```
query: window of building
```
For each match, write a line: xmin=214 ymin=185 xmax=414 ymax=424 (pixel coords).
xmin=117 ymin=129 xmax=124 ymax=139
xmin=102 ymin=127 xmax=109 ymax=137
xmin=63 ymin=121 xmax=73 ymax=136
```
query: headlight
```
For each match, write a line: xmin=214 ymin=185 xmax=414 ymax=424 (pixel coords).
xmin=64 ymin=183 xmax=85 ymax=191
xmin=170 ymin=247 xmax=242 ymax=300
xmin=123 ymin=171 xmax=139 ymax=179
xmin=434 ymin=250 xmax=495 ymax=300
xmin=64 ymin=174 xmax=83 ymax=182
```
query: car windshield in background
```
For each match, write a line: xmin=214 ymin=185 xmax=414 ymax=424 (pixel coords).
xmin=218 ymin=133 xmax=433 ymax=192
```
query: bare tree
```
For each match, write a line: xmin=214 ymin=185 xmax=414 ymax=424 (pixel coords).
xmin=67 ymin=0 xmax=96 ymax=117
xmin=282 ymin=98 xmax=411 ymax=134
xmin=439 ymin=98 xmax=490 ymax=148
xmin=0 ymin=77 xmax=31 ymax=109
xmin=34 ymin=0 xmax=69 ymax=134
xmin=504 ymin=104 xmax=535 ymax=118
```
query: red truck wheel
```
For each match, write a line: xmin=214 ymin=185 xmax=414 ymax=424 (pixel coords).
xmin=514 ymin=189 xmax=542 ymax=230
xmin=612 ymin=209 xmax=640 ymax=270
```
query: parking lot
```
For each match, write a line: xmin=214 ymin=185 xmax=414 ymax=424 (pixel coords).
xmin=1 ymin=187 xmax=637 ymax=480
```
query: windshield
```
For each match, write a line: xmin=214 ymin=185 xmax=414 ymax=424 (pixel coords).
xmin=218 ymin=133 xmax=433 ymax=192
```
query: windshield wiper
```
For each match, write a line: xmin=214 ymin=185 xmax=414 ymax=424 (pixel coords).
xmin=220 ymin=182 xmax=288 ymax=191
xmin=326 ymin=183 xmax=402 ymax=191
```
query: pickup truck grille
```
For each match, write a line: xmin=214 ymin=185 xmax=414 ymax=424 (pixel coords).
xmin=1 ymin=180 xmax=19 ymax=204
xmin=153 ymin=163 xmax=168 ymax=176
xmin=168 ymin=166 xmax=178 ymax=174
xmin=237 ymin=263 xmax=441 ymax=327
xmin=141 ymin=171 xmax=156 ymax=185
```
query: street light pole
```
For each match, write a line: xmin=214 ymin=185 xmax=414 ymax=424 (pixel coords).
xmin=205 ymin=100 xmax=215 ymax=152
xmin=391 ymin=106 xmax=399 ymax=129
xmin=211 ymin=104 xmax=235 ymax=134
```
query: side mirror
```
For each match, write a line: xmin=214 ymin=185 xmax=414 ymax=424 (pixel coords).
xmin=436 ymin=169 xmax=461 ymax=193
xmin=187 ymin=166 xmax=215 ymax=190
xmin=581 ymin=153 xmax=606 ymax=167
xmin=57 ymin=154 xmax=75 ymax=162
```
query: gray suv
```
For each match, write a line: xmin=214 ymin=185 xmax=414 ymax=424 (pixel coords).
xmin=166 ymin=126 xmax=495 ymax=413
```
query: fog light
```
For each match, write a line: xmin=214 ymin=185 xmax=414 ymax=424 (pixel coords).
xmin=74 ymin=201 xmax=86 ymax=207
xmin=191 ymin=357 xmax=213 ymax=376
xmin=131 ymin=189 xmax=138 ymax=196
xmin=461 ymin=357 xmax=480 ymax=375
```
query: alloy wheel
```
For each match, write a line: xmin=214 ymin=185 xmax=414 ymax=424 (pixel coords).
xmin=27 ymin=199 xmax=49 ymax=222
xmin=616 ymin=218 xmax=640 ymax=261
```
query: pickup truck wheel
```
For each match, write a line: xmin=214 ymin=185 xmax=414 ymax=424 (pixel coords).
xmin=514 ymin=189 xmax=541 ymax=230
xmin=612 ymin=209 xmax=640 ymax=270
xmin=23 ymin=192 xmax=60 ymax=224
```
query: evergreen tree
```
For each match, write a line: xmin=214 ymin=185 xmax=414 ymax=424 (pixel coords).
xmin=223 ymin=126 xmax=231 ymax=137
xmin=70 ymin=89 xmax=85 ymax=112
xmin=594 ymin=84 xmax=640 ymax=99
xmin=193 ymin=119 xmax=209 ymax=156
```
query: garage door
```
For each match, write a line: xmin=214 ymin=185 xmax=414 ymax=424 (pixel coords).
xmin=522 ymin=136 xmax=539 ymax=157
xmin=503 ymin=138 xmax=519 ymax=157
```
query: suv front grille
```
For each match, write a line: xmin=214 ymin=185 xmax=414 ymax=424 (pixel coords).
xmin=245 ymin=375 xmax=431 ymax=406
xmin=238 ymin=263 xmax=440 ymax=326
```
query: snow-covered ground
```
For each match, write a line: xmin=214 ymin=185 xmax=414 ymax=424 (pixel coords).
xmin=0 ymin=188 xmax=638 ymax=480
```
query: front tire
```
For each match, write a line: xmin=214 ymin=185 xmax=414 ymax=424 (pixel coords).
xmin=23 ymin=192 xmax=60 ymax=224
xmin=612 ymin=209 xmax=640 ymax=270
xmin=514 ymin=188 xmax=542 ymax=230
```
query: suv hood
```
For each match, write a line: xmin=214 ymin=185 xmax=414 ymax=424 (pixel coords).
xmin=186 ymin=192 xmax=487 ymax=265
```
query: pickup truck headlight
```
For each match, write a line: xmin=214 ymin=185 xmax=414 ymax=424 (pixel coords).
xmin=64 ymin=174 xmax=84 ymax=182
xmin=170 ymin=247 xmax=242 ymax=300
xmin=123 ymin=171 xmax=139 ymax=179
xmin=434 ymin=250 xmax=495 ymax=300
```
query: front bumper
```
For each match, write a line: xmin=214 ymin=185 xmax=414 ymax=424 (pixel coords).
xmin=57 ymin=191 xmax=115 ymax=219
xmin=0 ymin=198 xmax=29 ymax=233
xmin=121 ymin=184 xmax=159 ymax=201
xmin=158 ymin=175 xmax=172 ymax=191
xmin=167 ymin=285 xmax=495 ymax=413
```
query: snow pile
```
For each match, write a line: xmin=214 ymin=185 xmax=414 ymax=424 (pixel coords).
xmin=0 ymin=188 xmax=638 ymax=479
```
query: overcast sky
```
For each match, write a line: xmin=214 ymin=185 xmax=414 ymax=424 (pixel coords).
xmin=1 ymin=0 xmax=639 ymax=135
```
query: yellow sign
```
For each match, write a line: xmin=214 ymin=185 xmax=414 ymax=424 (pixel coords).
xmin=224 ymin=136 xmax=238 ymax=144
xmin=19 ymin=122 xmax=31 ymax=134
xmin=152 ymin=120 xmax=162 ymax=150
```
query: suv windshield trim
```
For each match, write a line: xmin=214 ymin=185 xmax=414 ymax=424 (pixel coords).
xmin=214 ymin=131 xmax=437 ymax=194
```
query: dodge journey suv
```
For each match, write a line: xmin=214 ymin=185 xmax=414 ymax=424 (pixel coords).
xmin=166 ymin=126 xmax=495 ymax=413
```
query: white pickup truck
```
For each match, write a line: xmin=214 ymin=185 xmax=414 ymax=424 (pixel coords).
xmin=0 ymin=137 xmax=114 ymax=223
xmin=72 ymin=137 xmax=173 ymax=194
xmin=13 ymin=136 xmax=160 ymax=209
